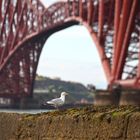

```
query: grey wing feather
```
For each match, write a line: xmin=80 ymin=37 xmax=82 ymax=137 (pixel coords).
xmin=47 ymin=98 xmax=63 ymax=105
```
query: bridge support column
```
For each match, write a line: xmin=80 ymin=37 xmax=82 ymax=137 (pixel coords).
xmin=10 ymin=98 xmax=20 ymax=108
xmin=19 ymin=97 xmax=39 ymax=109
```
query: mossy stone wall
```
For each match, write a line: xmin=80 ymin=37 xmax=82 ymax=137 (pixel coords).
xmin=0 ymin=106 xmax=140 ymax=140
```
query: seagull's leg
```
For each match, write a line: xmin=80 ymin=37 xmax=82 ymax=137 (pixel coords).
xmin=55 ymin=105 xmax=59 ymax=110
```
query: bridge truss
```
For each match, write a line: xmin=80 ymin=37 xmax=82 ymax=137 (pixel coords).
xmin=0 ymin=0 xmax=140 ymax=98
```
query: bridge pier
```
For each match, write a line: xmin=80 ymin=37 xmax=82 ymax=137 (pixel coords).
xmin=10 ymin=98 xmax=20 ymax=108
xmin=94 ymin=88 xmax=140 ymax=106
xmin=19 ymin=97 xmax=39 ymax=109
xmin=2 ymin=97 xmax=40 ymax=109
xmin=94 ymin=89 xmax=121 ymax=106
xmin=120 ymin=90 xmax=140 ymax=106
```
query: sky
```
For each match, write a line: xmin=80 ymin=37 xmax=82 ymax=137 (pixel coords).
xmin=37 ymin=0 xmax=107 ymax=89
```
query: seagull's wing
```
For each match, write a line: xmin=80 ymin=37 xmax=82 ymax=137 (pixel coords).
xmin=47 ymin=98 xmax=64 ymax=106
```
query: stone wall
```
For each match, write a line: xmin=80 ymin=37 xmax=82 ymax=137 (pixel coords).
xmin=0 ymin=106 xmax=140 ymax=140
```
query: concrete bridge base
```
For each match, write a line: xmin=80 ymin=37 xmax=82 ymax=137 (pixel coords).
xmin=10 ymin=98 xmax=20 ymax=108
xmin=94 ymin=90 xmax=120 ymax=106
xmin=19 ymin=97 xmax=39 ymax=109
xmin=119 ymin=91 xmax=140 ymax=106
xmin=10 ymin=97 xmax=39 ymax=109
xmin=94 ymin=89 xmax=140 ymax=106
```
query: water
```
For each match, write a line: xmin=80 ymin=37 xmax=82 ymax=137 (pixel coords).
xmin=0 ymin=109 xmax=52 ymax=114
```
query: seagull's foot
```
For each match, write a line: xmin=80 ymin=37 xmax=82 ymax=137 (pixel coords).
xmin=55 ymin=106 xmax=60 ymax=111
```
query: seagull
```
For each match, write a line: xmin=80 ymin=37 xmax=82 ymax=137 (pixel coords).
xmin=46 ymin=92 xmax=68 ymax=109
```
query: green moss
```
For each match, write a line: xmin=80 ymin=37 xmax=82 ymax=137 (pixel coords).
xmin=111 ymin=109 xmax=134 ymax=118
xmin=24 ymin=116 xmax=35 ymax=120
xmin=112 ymin=112 xmax=121 ymax=117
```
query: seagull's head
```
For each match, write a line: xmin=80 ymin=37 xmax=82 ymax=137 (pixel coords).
xmin=61 ymin=92 xmax=69 ymax=96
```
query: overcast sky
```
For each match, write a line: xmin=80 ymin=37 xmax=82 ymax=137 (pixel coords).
xmin=37 ymin=0 xmax=107 ymax=89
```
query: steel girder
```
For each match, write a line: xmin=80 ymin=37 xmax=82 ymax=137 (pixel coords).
xmin=0 ymin=0 xmax=140 ymax=98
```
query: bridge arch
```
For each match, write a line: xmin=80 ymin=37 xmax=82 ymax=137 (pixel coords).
xmin=37 ymin=25 xmax=107 ymax=88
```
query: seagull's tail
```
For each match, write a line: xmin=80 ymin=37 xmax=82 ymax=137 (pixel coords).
xmin=47 ymin=101 xmax=53 ymax=104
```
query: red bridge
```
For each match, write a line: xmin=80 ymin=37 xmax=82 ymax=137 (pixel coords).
xmin=0 ymin=0 xmax=140 ymax=98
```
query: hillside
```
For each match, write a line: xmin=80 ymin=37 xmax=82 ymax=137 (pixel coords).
xmin=33 ymin=75 xmax=94 ymax=104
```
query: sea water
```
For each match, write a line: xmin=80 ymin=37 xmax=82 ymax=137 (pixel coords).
xmin=0 ymin=109 xmax=51 ymax=114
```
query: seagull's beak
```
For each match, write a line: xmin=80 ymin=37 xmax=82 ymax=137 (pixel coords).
xmin=65 ymin=92 xmax=69 ymax=96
